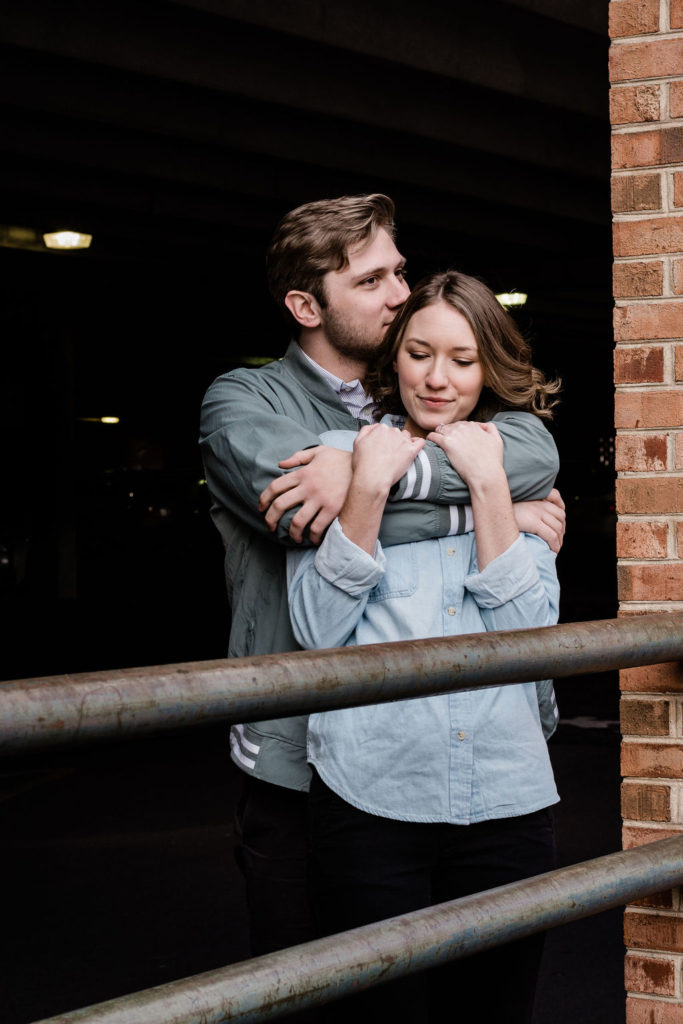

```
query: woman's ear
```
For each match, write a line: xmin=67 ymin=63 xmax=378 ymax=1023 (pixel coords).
xmin=284 ymin=290 xmax=322 ymax=329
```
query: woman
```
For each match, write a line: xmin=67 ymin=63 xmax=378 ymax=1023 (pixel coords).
xmin=287 ymin=271 xmax=562 ymax=1023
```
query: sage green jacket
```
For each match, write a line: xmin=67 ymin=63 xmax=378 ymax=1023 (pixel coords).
xmin=200 ymin=341 xmax=559 ymax=790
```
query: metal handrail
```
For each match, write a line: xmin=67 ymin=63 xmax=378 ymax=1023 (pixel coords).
xmin=30 ymin=834 xmax=683 ymax=1024
xmin=1 ymin=612 xmax=682 ymax=751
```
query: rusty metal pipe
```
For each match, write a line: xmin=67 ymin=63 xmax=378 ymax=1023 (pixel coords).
xmin=30 ymin=833 xmax=683 ymax=1023
xmin=2 ymin=613 xmax=682 ymax=751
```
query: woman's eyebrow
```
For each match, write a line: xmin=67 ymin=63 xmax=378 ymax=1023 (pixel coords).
xmin=404 ymin=337 xmax=478 ymax=354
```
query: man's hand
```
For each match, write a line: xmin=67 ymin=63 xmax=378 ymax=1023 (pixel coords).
xmin=512 ymin=488 xmax=566 ymax=554
xmin=257 ymin=445 xmax=353 ymax=544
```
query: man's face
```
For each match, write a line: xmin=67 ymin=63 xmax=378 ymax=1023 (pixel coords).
xmin=318 ymin=228 xmax=410 ymax=363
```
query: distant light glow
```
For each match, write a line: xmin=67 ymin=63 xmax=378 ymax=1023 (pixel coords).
xmin=43 ymin=231 xmax=92 ymax=250
xmin=496 ymin=291 xmax=528 ymax=308
xmin=240 ymin=355 xmax=276 ymax=367
xmin=79 ymin=416 xmax=120 ymax=424
xmin=100 ymin=416 xmax=119 ymax=424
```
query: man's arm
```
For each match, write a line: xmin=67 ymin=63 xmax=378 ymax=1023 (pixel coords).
xmin=261 ymin=410 xmax=560 ymax=545
xmin=200 ymin=371 xmax=354 ymax=546
xmin=391 ymin=410 xmax=559 ymax=504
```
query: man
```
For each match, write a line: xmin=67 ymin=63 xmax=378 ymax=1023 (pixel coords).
xmin=199 ymin=193 xmax=564 ymax=956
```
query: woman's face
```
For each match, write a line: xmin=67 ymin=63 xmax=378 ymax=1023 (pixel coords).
xmin=393 ymin=300 xmax=485 ymax=438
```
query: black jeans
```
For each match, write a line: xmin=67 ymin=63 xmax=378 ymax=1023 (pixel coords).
xmin=234 ymin=773 xmax=316 ymax=956
xmin=308 ymin=770 xmax=557 ymax=1024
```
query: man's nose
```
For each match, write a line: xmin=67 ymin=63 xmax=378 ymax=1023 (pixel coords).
xmin=387 ymin=275 xmax=410 ymax=308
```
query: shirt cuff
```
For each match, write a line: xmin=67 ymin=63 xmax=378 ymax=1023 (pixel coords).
xmin=314 ymin=518 xmax=386 ymax=596
xmin=446 ymin=505 xmax=473 ymax=534
xmin=390 ymin=444 xmax=439 ymax=501
xmin=464 ymin=534 xmax=540 ymax=607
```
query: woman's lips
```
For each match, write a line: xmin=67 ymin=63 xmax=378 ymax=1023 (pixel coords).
xmin=419 ymin=397 xmax=452 ymax=408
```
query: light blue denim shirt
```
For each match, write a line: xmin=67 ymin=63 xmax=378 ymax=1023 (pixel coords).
xmin=286 ymin=427 xmax=560 ymax=825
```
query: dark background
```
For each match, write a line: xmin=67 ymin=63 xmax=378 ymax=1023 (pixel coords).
xmin=0 ymin=0 xmax=615 ymax=689
xmin=0 ymin=3 xmax=623 ymax=1022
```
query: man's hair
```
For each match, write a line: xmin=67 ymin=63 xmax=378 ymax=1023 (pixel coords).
xmin=366 ymin=270 xmax=561 ymax=422
xmin=266 ymin=194 xmax=396 ymax=328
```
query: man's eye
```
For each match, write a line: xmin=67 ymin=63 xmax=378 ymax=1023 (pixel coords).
xmin=361 ymin=276 xmax=378 ymax=286
xmin=396 ymin=268 xmax=407 ymax=279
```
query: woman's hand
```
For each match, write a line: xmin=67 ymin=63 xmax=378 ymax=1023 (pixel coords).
xmin=338 ymin=424 xmax=425 ymax=555
xmin=428 ymin=420 xmax=518 ymax=569
xmin=427 ymin=420 xmax=504 ymax=488
xmin=352 ymin=423 xmax=425 ymax=494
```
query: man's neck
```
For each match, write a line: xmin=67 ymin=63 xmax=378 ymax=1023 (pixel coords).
xmin=298 ymin=331 xmax=367 ymax=383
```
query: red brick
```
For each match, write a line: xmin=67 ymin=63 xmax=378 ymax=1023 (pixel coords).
xmin=619 ymin=562 xmax=683 ymax=602
xmin=621 ymin=663 xmax=683 ymax=693
xmin=673 ymin=0 xmax=683 ymax=29
xmin=622 ymin=697 xmax=672 ymax=735
xmin=630 ymin=891 xmax=677 ymax=909
xmin=613 ymin=130 xmax=683 ymax=170
xmin=622 ymin=742 xmax=683 ymax=777
xmin=624 ymin=825 xmax=683 ymax=847
xmin=618 ymin=519 xmax=669 ymax=556
xmin=675 ymin=173 xmax=683 ymax=208
xmin=622 ymin=782 xmax=671 ymax=821
xmin=626 ymin=995 xmax=683 ymax=1022
xmin=617 ymin=478 xmax=683 ymax=515
xmin=677 ymin=434 xmax=683 ymax=470
xmin=615 ymin=432 xmax=668 ymax=471
xmin=615 ymin=391 xmax=683 ymax=428
xmin=613 ymin=173 xmax=663 ymax=211
xmin=625 ymin=953 xmax=677 ymax=995
xmin=676 ymin=345 xmax=683 ymax=381
xmin=614 ymin=261 xmax=664 ymax=297
xmin=673 ymin=262 xmax=683 ymax=297
xmin=614 ymin=217 xmax=683 ymax=257
xmin=610 ymin=0 xmax=660 ymax=36
xmin=611 ymin=84 xmax=662 ymax=124
xmin=614 ymin=303 xmax=683 ymax=341
xmin=672 ymin=82 xmax=683 ymax=120
xmin=625 ymin=909 xmax=683 ymax=951
xmin=610 ymin=38 xmax=683 ymax=83
xmin=615 ymin=346 xmax=666 ymax=384
xmin=678 ymin=521 xmax=683 ymax=555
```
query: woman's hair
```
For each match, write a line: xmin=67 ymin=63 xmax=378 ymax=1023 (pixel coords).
xmin=266 ymin=194 xmax=396 ymax=329
xmin=366 ymin=270 xmax=561 ymax=422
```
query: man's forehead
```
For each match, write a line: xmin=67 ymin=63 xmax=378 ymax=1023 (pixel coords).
xmin=341 ymin=229 xmax=404 ymax=275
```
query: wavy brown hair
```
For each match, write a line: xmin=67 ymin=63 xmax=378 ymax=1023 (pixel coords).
xmin=365 ymin=270 xmax=561 ymax=422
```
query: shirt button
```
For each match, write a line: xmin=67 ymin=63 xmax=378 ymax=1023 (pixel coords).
xmin=447 ymin=548 xmax=455 ymax=556
xmin=447 ymin=606 xmax=456 ymax=616
xmin=457 ymin=731 xmax=466 ymax=741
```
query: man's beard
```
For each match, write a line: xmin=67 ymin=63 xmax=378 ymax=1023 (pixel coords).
xmin=320 ymin=305 xmax=386 ymax=364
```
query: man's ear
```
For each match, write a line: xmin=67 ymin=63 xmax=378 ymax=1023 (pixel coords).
xmin=284 ymin=290 xmax=322 ymax=329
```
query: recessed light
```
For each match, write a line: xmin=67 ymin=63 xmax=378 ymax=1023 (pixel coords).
xmin=43 ymin=231 xmax=93 ymax=250
xmin=496 ymin=291 xmax=528 ymax=308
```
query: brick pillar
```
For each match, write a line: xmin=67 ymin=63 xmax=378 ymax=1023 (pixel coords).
xmin=611 ymin=1 xmax=683 ymax=1019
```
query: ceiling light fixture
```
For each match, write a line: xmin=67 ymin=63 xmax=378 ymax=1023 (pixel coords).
xmin=43 ymin=231 xmax=93 ymax=250
xmin=496 ymin=291 xmax=528 ymax=308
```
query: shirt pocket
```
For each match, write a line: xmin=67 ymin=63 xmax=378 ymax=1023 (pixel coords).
xmin=367 ymin=543 xmax=418 ymax=603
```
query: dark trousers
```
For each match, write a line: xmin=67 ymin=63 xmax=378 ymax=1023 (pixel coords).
xmin=234 ymin=773 xmax=316 ymax=956
xmin=309 ymin=770 xmax=557 ymax=1024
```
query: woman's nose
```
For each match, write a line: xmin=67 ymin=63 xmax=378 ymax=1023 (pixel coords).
xmin=425 ymin=365 xmax=448 ymax=388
